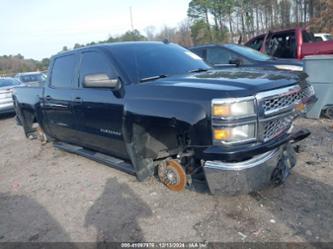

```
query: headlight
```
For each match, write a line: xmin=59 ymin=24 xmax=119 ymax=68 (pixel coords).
xmin=212 ymin=98 xmax=256 ymax=118
xmin=273 ymin=65 xmax=303 ymax=71
xmin=213 ymin=124 xmax=256 ymax=144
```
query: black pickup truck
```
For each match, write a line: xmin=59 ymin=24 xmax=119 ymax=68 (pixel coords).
xmin=13 ymin=42 xmax=316 ymax=195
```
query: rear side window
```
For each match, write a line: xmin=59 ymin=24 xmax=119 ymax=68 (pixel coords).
xmin=191 ymin=48 xmax=206 ymax=60
xmin=206 ymin=47 xmax=234 ymax=65
xmin=79 ymin=51 xmax=114 ymax=85
xmin=51 ymin=54 xmax=78 ymax=88
xmin=315 ymin=37 xmax=323 ymax=42
xmin=302 ymin=31 xmax=315 ymax=43
xmin=247 ymin=36 xmax=264 ymax=51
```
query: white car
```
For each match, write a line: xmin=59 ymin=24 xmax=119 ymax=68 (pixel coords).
xmin=314 ymin=33 xmax=333 ymax=42
xmin=0 ymin=78 xmax=22 ymax=114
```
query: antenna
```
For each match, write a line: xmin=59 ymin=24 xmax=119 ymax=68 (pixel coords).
xmin=129 ymin=6 xmax=134 ymax=31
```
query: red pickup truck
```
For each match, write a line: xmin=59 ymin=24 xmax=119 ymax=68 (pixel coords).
xmin=245 ymin=27 xmax=333 ymax=60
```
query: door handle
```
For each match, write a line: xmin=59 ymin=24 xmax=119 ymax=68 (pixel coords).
xmin=73 ymin=97 xmax=82 ymax=103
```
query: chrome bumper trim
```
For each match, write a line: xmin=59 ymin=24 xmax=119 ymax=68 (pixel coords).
xmin=204 ymin=148 xmax=280 ymax=171
xmin=203 ymin=146 xmax=287 ymax=195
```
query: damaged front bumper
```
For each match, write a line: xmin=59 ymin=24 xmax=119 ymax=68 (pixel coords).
xmin=202 ymin=129 xmax=309 ymax=195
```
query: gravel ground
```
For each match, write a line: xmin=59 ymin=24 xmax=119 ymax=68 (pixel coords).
xmin=0 ymin=114 xmax=332 ymax=243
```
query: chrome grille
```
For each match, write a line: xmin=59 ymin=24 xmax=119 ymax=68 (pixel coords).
xmin=261 ymin=114 xmax=296 ymax=142
xmin=257 ymin=85 xmax=314 ymax=142
xmin=263 ymin=92 xmax=301 ymax=113
xmin=260 ymin=85 xmax=313 ymax=116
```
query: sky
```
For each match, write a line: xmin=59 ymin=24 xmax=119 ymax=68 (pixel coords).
xmin=0 ymin=0 xmax=190 ymax=60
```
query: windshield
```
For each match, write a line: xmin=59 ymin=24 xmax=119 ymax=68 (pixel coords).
xmin=324 ymin=34 xmax=333 ymax=40
xmin=0 ymin=79 xmax=20 ymax=88
xmin=110 ymin=43 xmax=210 ymax=83
xmin=224 ymin=44 xmax=272 ymax=61
xmin=19 ymin=73 xmax=46 ymax=83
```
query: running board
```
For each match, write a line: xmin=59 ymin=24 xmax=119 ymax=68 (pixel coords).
xmin=54 ymin=142 xmax=136 ymax=175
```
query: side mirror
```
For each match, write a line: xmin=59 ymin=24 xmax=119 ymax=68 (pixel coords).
xmin=229 ymin=58 xmax=242 ymax=66
xmin=83 ymin=73 xmax=121 ymax=89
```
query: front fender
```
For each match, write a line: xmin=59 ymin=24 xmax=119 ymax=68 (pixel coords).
xmin=122 ymin=98 xmax=210 ymax=180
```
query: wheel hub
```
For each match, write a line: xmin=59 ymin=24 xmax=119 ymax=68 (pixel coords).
xmin=158 ymin=159 xmax=187 ymax=192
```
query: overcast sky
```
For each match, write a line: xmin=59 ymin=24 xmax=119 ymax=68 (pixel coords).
xmin=0 ymin=0 xmax=190 ymax=60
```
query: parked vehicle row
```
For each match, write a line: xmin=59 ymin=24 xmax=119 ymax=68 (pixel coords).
xmin=190 ymin=44 xmax=303 ymax=71
xmin=13 ymin=42 xmax=316 ymax=195
xmin=314 ymin=33 xmax=333 ymax=42
xmin=245 ymin=27 xmax=333 ymax=60
xmin=0 ymin=78 xmax=23 ymax=114
xmin=15 ymin=72 xmax=47 ymax=87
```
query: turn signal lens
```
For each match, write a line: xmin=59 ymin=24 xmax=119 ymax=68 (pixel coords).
xmin=213 ymin=129 xmax=231 ymax=140
xmin=213 ymin=124 xmax=256 ymax=144
xmin=295 ymin=103 xmax=305 ymax=112
xmin=212 ymin=105 xmax=230 ymax=116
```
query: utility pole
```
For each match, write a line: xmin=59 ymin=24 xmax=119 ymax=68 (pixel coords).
xmin=129 ymin=6 xmax=134 ymax=31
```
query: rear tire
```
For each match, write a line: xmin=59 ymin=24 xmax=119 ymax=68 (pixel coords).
xmin=324 ymin=107 xmax=333 ymax=119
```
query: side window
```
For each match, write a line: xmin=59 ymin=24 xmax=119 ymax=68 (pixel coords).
xmin=247 ymin=37 xmax=264 ymax=51
xmin=315 ymin=37 xmax=323 ymax=42
xmin=302 ymin=31 xmax=314 ymax=43
xmin=267 ymin=32 xmax=296 ymax=58
xmin=51 ymin=54 xmax=78 ymax=88
xmin=79 ymin=51 xmax=114 ymax=85
xmin=206 ymin=47 xmax=235 ymax=65
xmin=191 ymin=48 xmax=206 ymax=60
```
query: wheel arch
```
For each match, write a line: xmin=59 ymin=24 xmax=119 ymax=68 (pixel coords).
xmin=122 ymin=99 xmax=209 ymax=181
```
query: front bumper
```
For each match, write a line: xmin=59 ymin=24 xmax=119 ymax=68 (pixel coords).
xmin=203 ymin=129 xmax=307 ymax=195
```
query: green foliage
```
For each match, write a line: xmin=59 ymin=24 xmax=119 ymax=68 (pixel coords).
xmin=119 ymin=29 xmax=147 ymax=41
xmin=188 ymin=0 xmax=232 ymax=45
xmin=63 ymin=29 xmax=147 ymax=52
xmin=190 ymin=20 xmax=212 ymax=44
xmin=0 ymin=55 xmax=49 ymax=76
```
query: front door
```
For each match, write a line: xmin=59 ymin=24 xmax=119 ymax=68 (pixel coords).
xmin=43 ymin=53 xmax=80 ymax=144
xmin=73 ymin=50 xmax=129 ymax=159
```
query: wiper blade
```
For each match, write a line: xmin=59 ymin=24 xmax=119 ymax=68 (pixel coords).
xmin=140 ymin=74 xmax=167 ymax=83
xmin=189 ymin=68 xmax=209 ymax=73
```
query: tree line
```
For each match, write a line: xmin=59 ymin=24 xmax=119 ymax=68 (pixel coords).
xmin=187 ymin=0 xmax=333 ymax=44
xmin=2 ymin=0 xmax=332 ymax=75
xmin=62 ymin=0 xmax=333 ymax=50
xmin=0 ymin=54 xmax=49 ymax=76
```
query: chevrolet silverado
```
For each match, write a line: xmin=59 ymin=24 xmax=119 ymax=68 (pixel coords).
xmin=13 ymin=42 xmax=316 ymax=195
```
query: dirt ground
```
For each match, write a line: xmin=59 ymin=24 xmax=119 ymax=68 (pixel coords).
xmin=0 ymin=114 xmax=332 ymax=244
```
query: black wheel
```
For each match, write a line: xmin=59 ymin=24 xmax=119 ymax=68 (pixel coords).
xmin=324 ymin=107 xmax=333 ymax=119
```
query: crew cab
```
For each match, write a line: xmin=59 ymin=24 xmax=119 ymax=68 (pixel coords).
xmin=245 ymin=27 xmax=333 ymax=60
xmin=13 ymin=42 xmax=316 ymax=195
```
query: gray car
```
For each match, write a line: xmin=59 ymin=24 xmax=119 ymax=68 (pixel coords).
xmin=0 ymin=78 xmax=22 ymax=114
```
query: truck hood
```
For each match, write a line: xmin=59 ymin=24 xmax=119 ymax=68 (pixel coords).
xmin=155 ymin=68 xmax=307 ymax=95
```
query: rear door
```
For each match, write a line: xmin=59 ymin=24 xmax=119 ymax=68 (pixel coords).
xmin=73 ymin=50 xmax=129 ymax=159
xmin=43 ymin=53 xmax=80 ymax=143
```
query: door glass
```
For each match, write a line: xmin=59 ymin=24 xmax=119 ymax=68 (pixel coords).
xmin=248 ymin=37 xmax=264 ymax=51
xmin=191 ymin=48 xmax=206 ymax=60
xmin=267 ymin=32 xmax=296 ymax=58
xmin=51 ymin=54 xmax=78 ymax=88
xmin=206 ymin=47 xmax=234 ymax=65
